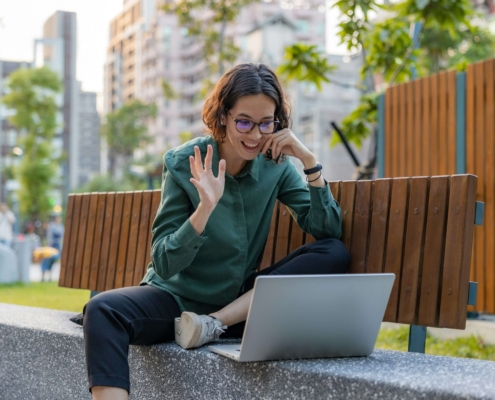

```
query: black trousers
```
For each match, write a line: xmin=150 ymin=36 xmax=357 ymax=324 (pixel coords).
xmin=83 ymin=238 xmax=350 ymax=393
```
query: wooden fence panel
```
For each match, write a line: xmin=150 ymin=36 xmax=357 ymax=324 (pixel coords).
xmin=413 ymin=80 xmax=422 ymax=176
xmin=399 ymin=84 xmax=407 ymax=177
xmin=474 ymin=62 xmax=486 ymax=312
xmin=421 ymin=76 xmax=432 ymax=176
xmin=447 ymin=71 xmax=457 ymax=175
xmin=383 ymin=62 xmax=495 ymax=312
xmin=438 ymin=71 xmax=448 ymax=175
xmin=484 ymin=59 xmax=495 ymax=314
xmin=406 ymin=82 xmax=414 ymax=177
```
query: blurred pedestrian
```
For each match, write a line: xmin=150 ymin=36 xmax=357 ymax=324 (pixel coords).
xmin=25 ymin=221 xmax=41 ymax=252
xmin=47 ymin=216 xmax=64 ymax=251
xmin=0 ymin=202 xmax=15 ymax=248
xmin=32 ymin=246 xmax=60 ymax=282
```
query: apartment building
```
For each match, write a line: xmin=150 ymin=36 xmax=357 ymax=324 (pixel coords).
xmin=78 ymin=88 xmax=101 ymax=186
xmin=104 ymin=0 xmax=333 ymax=156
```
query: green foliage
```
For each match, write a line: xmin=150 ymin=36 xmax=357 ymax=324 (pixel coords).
xmin=161 ymin=79 xmax=178 ymax=100
xmin=333 ymin=0 xmax=384 ymax=52
xmin=72 ymin=174 xmax=142 ymax=193
xmin=332 ymin=0 xmax=493 ymax=147
xmin=180 ymin=131 xmax=194 ymax=144
xmin=0 ymin=282 xmax=89 ymax=312
xmin=1 ymin=67 xmax=62 ymax=220
xmin=364 ymin=17 xmax=419 ymax=83
xmin=277 ymin=44 xmax=337 ymax=92
xmin=101 ymin=99 xmax=157 ymax=156
xmin=377 ymin=326 xmax=495 ymax=361
xmin=162 ymin=0 xmax=259 ymax=89
xmin=396 ymin=0 xmax=473 ymax=35
xmin=334 ymin=92 xmax=378 ymax=148
xmin=1 ymin=165 xmax=15 ymax=181
xmin=419 ymin=22 xmax=495 ymax=74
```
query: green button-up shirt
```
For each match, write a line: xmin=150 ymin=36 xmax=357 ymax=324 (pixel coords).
xmin=141 ymin=136 xmax=342 ymax=315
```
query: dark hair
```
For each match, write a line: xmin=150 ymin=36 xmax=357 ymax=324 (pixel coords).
xmin=202 ymin=63 xmax=291 ymax=142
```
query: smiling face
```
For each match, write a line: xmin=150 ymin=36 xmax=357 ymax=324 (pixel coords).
xmin=219 ymin=94 xmax=276 ymax=174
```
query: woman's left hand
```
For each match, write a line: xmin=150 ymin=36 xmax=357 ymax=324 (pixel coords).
xmin=261 ymin=128 xmax=315 ymax=167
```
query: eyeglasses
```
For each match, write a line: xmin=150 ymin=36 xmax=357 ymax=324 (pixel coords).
xmin=228 ymin=111 xmax=279 ymax=135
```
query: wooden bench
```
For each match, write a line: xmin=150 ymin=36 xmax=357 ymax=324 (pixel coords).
xmin=59 ymin=174 xmax=483 ymax=353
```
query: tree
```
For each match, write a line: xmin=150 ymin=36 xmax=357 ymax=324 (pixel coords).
xmin=162 ymin=0 xmax=259 ymax=95
xmin=333 ymin=0 xmax=495 ymax=147
xmin=278 ymin=0 xmax=494 ymax=149
xmin=1 ymin=67 xmax=62 ymax=221
xmin=100 ymin=99 xmax=157 ymax=180
xmin=277 ymin=44 xmax=337 ymax=91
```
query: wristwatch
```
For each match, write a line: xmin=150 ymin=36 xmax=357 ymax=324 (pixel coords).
xmin=303 ymin=162 xmax=322 ymax=175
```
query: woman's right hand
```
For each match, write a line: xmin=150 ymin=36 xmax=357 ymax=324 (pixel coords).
xmin=189 ymin=145 xmax=226 ymax=214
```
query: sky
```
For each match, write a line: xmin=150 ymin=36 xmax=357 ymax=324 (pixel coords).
xmin=0 ymin=0 xmax=123 ymax=93
xmin=0 ymin=1 xmax=346 ymax=95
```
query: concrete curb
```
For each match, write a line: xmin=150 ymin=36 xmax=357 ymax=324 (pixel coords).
xmin=1 ymin=303 xmax=495 ymax=400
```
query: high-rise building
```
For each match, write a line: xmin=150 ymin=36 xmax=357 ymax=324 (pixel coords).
xmin=78 ymin=87 xmax=101 ymax=186
xmin=103 ymin=0 xmax=366 ymax=180
xmin=37 ymin=11 xmax=102 ymax=191
xmin=0 ymin=60 xmax=31 ymax=202
xmin=41 ymin=11 xmax=80 ymax=193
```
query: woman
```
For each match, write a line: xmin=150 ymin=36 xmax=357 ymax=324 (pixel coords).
xmin=84 ymin=63 xmax=350 ymax=400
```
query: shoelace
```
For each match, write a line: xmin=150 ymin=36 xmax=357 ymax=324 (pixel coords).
xmin=202 ymin=317 xmax=227 ymax=343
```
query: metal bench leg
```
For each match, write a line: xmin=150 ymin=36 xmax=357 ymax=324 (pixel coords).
xmin=408 ymin=325 xmax=426 ymax=353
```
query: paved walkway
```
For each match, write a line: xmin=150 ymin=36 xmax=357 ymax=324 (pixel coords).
xmin=29 ymin=261 xmax=60 ymax=283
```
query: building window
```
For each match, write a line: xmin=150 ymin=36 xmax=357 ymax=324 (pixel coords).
xmin=295 ymin=20 xmax=309 ymax=33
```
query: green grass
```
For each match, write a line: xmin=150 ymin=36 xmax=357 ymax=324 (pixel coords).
xmin=376 ymin=326 xmax=495 ymax=361
xmin=0 ymin=282 xmax=89 ymax=312
xmin=1 ymin=283 xmax=494 ymax=361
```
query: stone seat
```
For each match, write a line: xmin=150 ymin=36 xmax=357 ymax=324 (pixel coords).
xmin=1 ymin=303 xmax=495 ymax=400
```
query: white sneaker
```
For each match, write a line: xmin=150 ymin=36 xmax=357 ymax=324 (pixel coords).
xmin=175 ymin=312 xmax=227 ymax=349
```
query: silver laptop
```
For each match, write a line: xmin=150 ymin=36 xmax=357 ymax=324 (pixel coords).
xmin=208 ymin=273 xmax=395 ymax=362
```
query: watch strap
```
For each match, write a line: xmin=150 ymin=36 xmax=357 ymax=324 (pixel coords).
xmin=303 ymin=163 xmax=322 ymax=175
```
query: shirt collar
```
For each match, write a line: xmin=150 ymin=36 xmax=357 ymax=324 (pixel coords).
xmin=208 ymin=136 xmax=259 ymax=181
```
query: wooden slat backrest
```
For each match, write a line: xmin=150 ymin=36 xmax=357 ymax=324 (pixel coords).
xmin=60 ymin=175 xmax=477 ymax=329
xmin=59 ymin=191 xmax=162 ymax=291
xmin=262 ymin=175 xmax=477 ymax=330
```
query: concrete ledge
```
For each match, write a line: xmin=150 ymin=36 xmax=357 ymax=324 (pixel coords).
xmin=1 ymin=303 xmax=495 ymax=400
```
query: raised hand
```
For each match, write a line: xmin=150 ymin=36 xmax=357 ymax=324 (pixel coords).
xmin=189 ymin=145 xmax=226 ymax=213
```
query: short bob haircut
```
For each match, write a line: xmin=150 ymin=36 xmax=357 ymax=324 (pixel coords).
xmin=202 ymin=63 xmax=292 ymax=142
